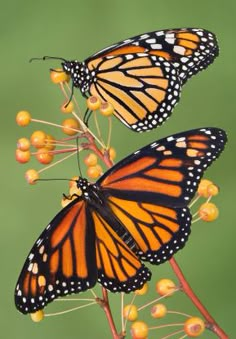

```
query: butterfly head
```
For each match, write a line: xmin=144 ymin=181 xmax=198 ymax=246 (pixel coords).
xmin=76 ymin=177 xmax=91 ymax=197
xmin=62 ymin=61 xmax=93 ymax=94
xmin=76 ymin=177 xmax=105 ymax=206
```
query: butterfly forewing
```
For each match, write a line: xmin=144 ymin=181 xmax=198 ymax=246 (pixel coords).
xmin=15 ymin=200 xmax=97 ymax=314
xmin=89 ymin=28 xmax=219 ymax=84
xmin=99 ymin=128 xmax=227 ymax=207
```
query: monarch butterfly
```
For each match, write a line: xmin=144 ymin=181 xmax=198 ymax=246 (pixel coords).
xmin=42 ymin=28 xmax=218 ymax=132
xmin=15 ymin=127 xmax=227 ymax=314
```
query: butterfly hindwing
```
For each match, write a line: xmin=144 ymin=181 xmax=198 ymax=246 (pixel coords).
xmin=87 ymin=53 xmax=181 ymax=132
xmin=93 ymin=211 xmax=151 ymax=292
xmin=107 ymin=198 xmax=192 ymax=264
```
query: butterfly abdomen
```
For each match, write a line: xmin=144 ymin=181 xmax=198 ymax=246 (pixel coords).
xmin=76 ymin=179 xmax=137 ymax=252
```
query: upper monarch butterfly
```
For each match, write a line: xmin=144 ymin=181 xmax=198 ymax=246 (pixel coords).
xmin=15 ymin=127 xmax=227 ymax=314
xmin=40 ymin=28 xmax=218 ymax=132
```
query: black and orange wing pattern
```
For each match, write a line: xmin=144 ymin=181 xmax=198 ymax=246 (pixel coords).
xmin=15 ymin=198 xmax=151 ymax=314
xmin=98 ymin=128 xmax=226 ymax=206
xmin=108 ymin=198 xmax=191 ymax=264
xmin=97 ymin=128 xmax=227 ymax=263
xmin=86 ymin=54 xmax=181 ymax=132
xmin=92 ymin=210 xmax=151 ymax=292
xmin=62 ymin=28 xmax=218 ymax=132
xmin=89 ymin=28 xmax=219 ymax=84
xmin=15 ymin=199 xmax=96 ymax=314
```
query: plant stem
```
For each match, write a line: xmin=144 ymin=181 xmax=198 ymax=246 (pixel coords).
xmin=82 ymin=132 xmax=113 ymax=168
xmin=99 ymin=288 xmax=124 ymax=339
xmin=169 ymin=257 xmax=228 ymax=338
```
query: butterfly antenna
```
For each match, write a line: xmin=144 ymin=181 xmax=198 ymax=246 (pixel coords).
xmin=29 ymin=56 xmax=67 ymax=63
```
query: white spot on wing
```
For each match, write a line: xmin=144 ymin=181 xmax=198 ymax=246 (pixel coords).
xmin=151 ymin=44 xmax=162 ymax=49
xmin=146 ymin=38 xmax=156 ymax=44
xmin=165 ymin=37 xmax=175 ymax=44
xmin=173 ymin=45 xmax=186 ymax=55
xmin=156 ymin=31 xmax=164 ymax=36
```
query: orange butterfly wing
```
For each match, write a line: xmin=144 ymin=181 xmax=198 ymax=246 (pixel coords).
xmin=86 ymin=54 xmax=181 ymax=132
xmin=93 ymin=211 xmax=151 ymax=292
xmin=15 ymin=198 xmax=151 ymax=314
xmin=107 ymin=197 xmax=191 ymax=264
xmin=98 ymin=128 xmax=226 ymax=206
xmin=88 ymin=28 xmax=219 ymax=84
xmin=62 ymin=29 xmax=218 ymax=132
xmin=97 ymin=128 xmax=227 ymax=263
xmin=15 ymin=200 xmax=97 ymax=314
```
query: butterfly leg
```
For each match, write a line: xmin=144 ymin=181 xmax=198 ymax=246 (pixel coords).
xmin=62 ymin=193 xmax=73 ymax=201
xmin=62 ymin=192 xmax=81 ymax=201
xmin=63 ymin=84 xmax=74 ymax=108
xmin=83 ymin=108 xmax=93 ymax=127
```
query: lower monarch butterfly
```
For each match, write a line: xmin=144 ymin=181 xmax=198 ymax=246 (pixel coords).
xmin=15 ymin=127 xmax=227 ymax=314
xmin=39 ymin=28 xmax=218 ymax=132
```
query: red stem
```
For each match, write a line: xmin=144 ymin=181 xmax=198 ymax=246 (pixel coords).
xmin=82 ymin=132 xmax=114 ymax=168
xmin=169 ymin=258 xmax=228 ymax=338
xmin=31 ymin=148 xmax=78 ymax=155
xmin=100 ymin=288 xmax=121 ymax=339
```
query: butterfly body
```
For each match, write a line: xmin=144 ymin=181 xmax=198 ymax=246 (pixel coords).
xmin=15 ymin=128 xmax=227 ymax=314
xmin=61 ymin=28 xmax=218 ymax=132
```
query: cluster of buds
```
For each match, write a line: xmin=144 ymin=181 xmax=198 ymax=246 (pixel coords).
xmin=122 ymin=279 xmax=206 ymax=338
xmin=30 ymin=278 xmax=206 ymax=338
xmin=15 ymin=69 xmax=116 ymax=185
xmin=194 ymin=179 xmax=219 ymax=223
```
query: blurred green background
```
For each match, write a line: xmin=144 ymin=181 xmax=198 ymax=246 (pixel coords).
xmin=1 ymin=0 xmax=235 ymax=337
